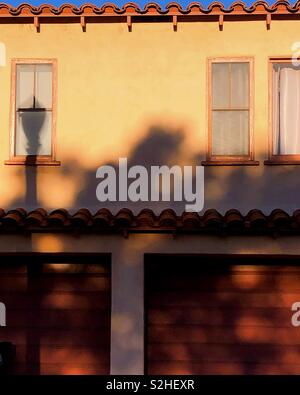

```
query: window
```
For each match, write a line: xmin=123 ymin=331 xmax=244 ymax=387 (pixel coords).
xmin=204 ymin=58 xmax=256 ymax=165
xmin=6 ymin=59 xmax=59 ymax=165
xmin=267 ymin=58 xmax=300 ymax=164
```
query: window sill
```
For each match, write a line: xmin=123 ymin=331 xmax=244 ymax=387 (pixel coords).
xmin=201 ymin=160 xmax=259 ymax=166
xmin=4 ymin=159 xmax=61 ymax=166
xmin=264 ymin=160 xmax=300 ymax=165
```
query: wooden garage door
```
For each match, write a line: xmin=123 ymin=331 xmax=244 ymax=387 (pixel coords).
xmin=0 ymin=256 xmax=111 ymax=375
xmin=146 ymin=255 xmax=300 ymax=375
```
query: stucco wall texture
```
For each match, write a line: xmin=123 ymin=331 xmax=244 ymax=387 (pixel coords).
xmin=0 ymin=20 xmax=299 ymax=214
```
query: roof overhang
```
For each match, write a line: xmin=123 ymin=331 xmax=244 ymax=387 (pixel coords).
xmin=0 ymin=207 xmax=298 ymax=235
xmin=0 ymin=2 xmax=299 ymax=28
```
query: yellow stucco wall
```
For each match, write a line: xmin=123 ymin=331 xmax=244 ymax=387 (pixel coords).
xmin=0 ymin=20 xmax=299 ymax=213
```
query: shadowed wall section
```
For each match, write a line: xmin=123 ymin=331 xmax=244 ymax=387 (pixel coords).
xmin=2 ymin=20 xmax=300 ymax=213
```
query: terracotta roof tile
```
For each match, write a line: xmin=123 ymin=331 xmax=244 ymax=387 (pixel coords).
xmin=245 ymin=209 xmax=267 ymax=229
xmin=48 ymin=208 xmax=69 ymax=227
xmin=71 ymin=208 xmax=92 ymax=227
xmin=269 ymin=208 xmax=291 ymax=229
xmin=202 ymin=209 xmax=223 ymax=228
xmin=158 ymin=209 xmax=177 ymax=227
xmin=25 ymin=208 xmax=47 ymax=227
xmin=94 ymin=208 xmax=113 ymax=228
xmin=0 ymin=207 xmax=298 ymax=234
xmin=137 ymin=209 xmax=156 ymax=227
xmin=293 ymin=209 xmax=300 ymax=226
xmin=2 ymin=209 xmax=26 ymax=227
xmin=182 ymin=212 xmax=201 ymax=229
xmin=224 ymin=209 xmax=244 ymax=229
xmin=114 ymin=208 xmax=134 ymax=228
xmin=1 ymin=2 xmax=300 ymax=20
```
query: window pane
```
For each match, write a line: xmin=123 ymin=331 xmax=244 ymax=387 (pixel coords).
xmin=212 ymin=110 xmax=249 ymax=156
xmin=35 ymin=64 xmax=53 ymax=109
xmin=231 ymin=63 xmax=249 ymax=108
xmin=273 ymin=63 xmax=300 ymax=155
xmin=15 ymin=111 xmax=52 ymax=156
xmin=212 ymin=63 xmax=230 ymax=108
xmin=16 ymin=65 xmax=34 ymax=109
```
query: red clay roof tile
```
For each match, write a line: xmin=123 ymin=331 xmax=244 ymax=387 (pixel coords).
xmin=0 ymin=2 xmax=300 ymax=20
xmin=0 ymin=207 xmax=299 ymax=234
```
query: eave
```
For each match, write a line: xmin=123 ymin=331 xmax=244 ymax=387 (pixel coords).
xmin=0 ymin=1 xmax=300 ymax=30
xmin=0 ymin=207 xmax=299 ymax=236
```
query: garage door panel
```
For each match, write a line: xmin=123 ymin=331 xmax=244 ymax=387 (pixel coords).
xmin=2 ymin=291 xmax=110 ymax=309
xmin=148 ymin=325 xmax=300 ymax=344
xmin=12 ymin=362 xmax=110 ymax=375
xmin=146 ymin=257 xmax=300 ymax=374
xmin=148 ymin=361 xmax=300 ymax=375
xmin=0 ymin=328 xmax=110 ymax=347
xmin=148 ymin=264 xmax=300 ymax=274
xmin=0 ymin=274 xmax=110 ymax=292
xmin=7 ymin=344 xmax=109 ymax=363
xmin=148 ymin=343 xmax=300 ymax=363
xmin=148 ymin=307 xmax=293 ymax=326
xmin=151 ymin=274 xmax=300 ymax=292
xmin=43 ymin=263 xmax=109 ymax=274
xmin=6 ymin=309 xmax=110 ymax=328
xmin=148 ymin=291 xmax=300 ymax=308
xmin=0 ymin=259 xmax=111 ymax=375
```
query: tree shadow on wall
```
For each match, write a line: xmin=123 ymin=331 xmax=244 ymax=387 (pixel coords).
xmin=9 ymin=119 xmax=300 ymax=214
xmin=73 ymin=125 xmax=300 ymax=214
xmin=75 ymin=125 xmax=191 ymax=213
